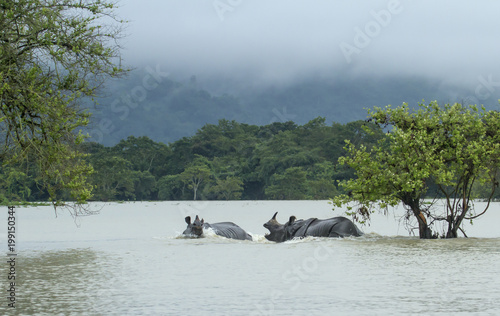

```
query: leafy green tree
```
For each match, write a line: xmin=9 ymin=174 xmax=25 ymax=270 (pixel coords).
xmin=306 ymin=161 xmax=338 ymax=199
xmin=472 ymin=170 xmax=500 ymax=201
xmin=89 ymin=156 xmax=136 ymax=201
xmin=253 ymin=130 xmax=320 ymax=183
xmin=166 ymin=137 xmax=195 ymax=175
xmin=132 ymin=171 xmax=156 ymax=200
xmin=257 ymin=121 xmax=298 ymax=139
xmin=113 ymin=136 xmax=171 ymax=178
xmin=190 ymin=119 xmax=259 ymax=161
xmin=333 ymin=102 xmax=500 ymax=238
xmin=179 ymin=155 xmax=212 ymax=200
xmin=210 ymin=177 xmax=244 ymax=200
xmin=265 ymin=167 xmax=308 ymax=200
xmin=157 ymin=174 xmax=185 ymax=200
xmin=0 ymin=165 xmax=33 ymax=202
xmin=429 ymin=105 xmax=500 ymax=237
xmin=0 ymin=0 xmax=126 ymax=209
xmin=307 ymin=179 xmax=338 ymax=199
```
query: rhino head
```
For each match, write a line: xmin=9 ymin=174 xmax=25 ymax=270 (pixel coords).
xmin=183 ymin=215 xmax=205 ymax=237
xmin=264 ymin=212 xmax=301 ymax=242
xmin=264 ymin=212 xmax=287 ymax=242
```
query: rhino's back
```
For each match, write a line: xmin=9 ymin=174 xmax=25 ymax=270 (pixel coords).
xmin=206 ymin=222 xmax=252 ymax=240
xmin=305 ymin=217 xmax=363 ymax=237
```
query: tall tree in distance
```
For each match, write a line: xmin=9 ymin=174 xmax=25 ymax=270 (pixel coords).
xmin=0 ymin=0 xmax=126 ymax=213
xmin=180 ymin=155 xmax=211 ymax=200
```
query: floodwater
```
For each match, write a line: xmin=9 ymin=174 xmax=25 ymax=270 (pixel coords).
xmin=1 ymin=201 xmax=499 ymax=315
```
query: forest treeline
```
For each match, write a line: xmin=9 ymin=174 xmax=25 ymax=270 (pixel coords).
xmin=0 ymin=117 xmax=387 ymax=202
xmin=3 ymin=116 xmax=499 ymax=203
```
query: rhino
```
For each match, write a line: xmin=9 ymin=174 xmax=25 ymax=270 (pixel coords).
xmin=263 ymin=212 xmax=363 ymax=242
xmin=183 ymin=215 xmax=252 ymax=241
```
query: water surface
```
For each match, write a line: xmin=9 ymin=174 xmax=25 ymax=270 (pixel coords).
xmin=1 ymin=201 xmax=499 ymax=315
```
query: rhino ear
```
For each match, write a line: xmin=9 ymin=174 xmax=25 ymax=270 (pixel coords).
xmin=201 ymin=218 xmax=205 ymax=225
xmin=272 ymin=212 xmax=278 ymax=220
xmin=185 ymin=216 xmax=191 ymax=225
xmin=288 ymin=216 xmax=296 ymax=225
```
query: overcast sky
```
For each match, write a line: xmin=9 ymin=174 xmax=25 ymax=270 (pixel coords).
xmin=116 ymin=0 xmax=500 ymax=92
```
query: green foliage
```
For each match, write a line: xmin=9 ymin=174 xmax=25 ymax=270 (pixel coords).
xmin=472 ymin=169 xmax=500 ymax=201
xmin=210 ymin=177 xmax=244 ymax=200
xmin=334 ymin=101 xmax=500 ymax=238
xmin=265 ymin=167 xmax=308 ymax=200
xmin=2 ymin=118 xmax=386 ymax=202
xmin=132 ymin=171 xmax=156 ymax=201
xmin=0 ymin=165 xmax=33 ymax=202
xmin=0 ymin=0 xmax=126 ymax=208
xmin=113 ymin=136 xmax=171 ymax=176
xmin=157 ymin=174 xmax=188 ymax=200
xmin=306 ymin=161 xmax=339 ymax=199
xmin=89 ymin=155 xmax=136 ymax=201
xmin=179 ymin=155 xmax=212 ymax=200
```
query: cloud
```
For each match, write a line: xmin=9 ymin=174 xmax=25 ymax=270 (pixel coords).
xmin=116 ymin=0 xmax=500 ymax=89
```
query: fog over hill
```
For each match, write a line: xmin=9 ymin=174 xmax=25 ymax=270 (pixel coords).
xmin=86 ymin=70 xmax=500 ymax=146
xmin=84 ymin=1 xmax=500 ymax=145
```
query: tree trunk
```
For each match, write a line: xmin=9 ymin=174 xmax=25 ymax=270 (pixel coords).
xmin=445 ymin=198 xmax=469 ymax=238
xmin=410 ymin=206 xmax=433 ymax=239
xmin=416 ymin=211 xmax=433 ymax=239
xmin=445 ymin=215 xmax=459 ymax=238
xmin=404 ymin=197 xmax=434 ymax=239
xmin=446 ymin=230 xmax=458 ymax=238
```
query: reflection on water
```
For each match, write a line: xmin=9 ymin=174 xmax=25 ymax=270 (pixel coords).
xmin=3 ymin=236 xmax=497 ymax=315
xmin=1 ymin=202 xmax=499 ymax=315
xmin=5 ymin=249 xmax=122 ymax=315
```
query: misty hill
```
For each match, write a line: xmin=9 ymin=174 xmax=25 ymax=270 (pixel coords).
xmin=86 ymin=68 xmax=499 ymax=146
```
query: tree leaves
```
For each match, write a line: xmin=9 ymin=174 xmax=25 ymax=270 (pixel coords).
xmin=0 ymin=0 xmax=126 ymax=209
xmin=335 ymin=101 xmax=500 ymax=238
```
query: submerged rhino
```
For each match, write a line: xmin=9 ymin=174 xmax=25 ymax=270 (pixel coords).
xmin=263 ymin=212 xmax=363 ymax=242
xmin=183 ymin=215 xmax=252 ymax=241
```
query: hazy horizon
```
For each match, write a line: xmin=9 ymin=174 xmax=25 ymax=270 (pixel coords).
xmin=83 ymin=1 xmax=500 ymax=145
xmin=116 ymin=1 xmax=500 ymax=96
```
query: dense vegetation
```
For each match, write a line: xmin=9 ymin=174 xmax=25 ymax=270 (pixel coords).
xmin=0 ymin=117 xmax=385 ymax=202
xmin=0 ymin=0 xmax=125 ymax=212
xmin=333 ymin=102 xmax=500 ymax=238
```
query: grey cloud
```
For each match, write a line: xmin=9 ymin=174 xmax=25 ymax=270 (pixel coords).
xmin=116 ymin=0 xmax=500 ymax=90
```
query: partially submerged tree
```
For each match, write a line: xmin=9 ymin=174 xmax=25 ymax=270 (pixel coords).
xmin=0 ymin=0 xmax=126 ymax=213
xmin=333 ymin=101 xmax=500 ymax=238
